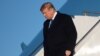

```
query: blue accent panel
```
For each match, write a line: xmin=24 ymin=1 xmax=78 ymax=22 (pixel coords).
xmin=60 ymin=0 xmax=100 ymax=16
xmin=20 ymin=30 xmax=43 ymax=56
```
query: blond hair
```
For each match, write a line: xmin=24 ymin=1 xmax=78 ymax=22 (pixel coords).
xmin=40 ymin=2 xmax=55 ymax=11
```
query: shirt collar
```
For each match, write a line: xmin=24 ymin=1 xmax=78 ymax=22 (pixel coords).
xmin=52 ymin=11 xmax=57 ymax=20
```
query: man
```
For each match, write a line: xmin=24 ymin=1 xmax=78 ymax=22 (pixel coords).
xmin=40 ymin=2 xmax=77 ymax=56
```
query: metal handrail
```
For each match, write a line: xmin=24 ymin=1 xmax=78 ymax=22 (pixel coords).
xmin=76 ymin=19 xmax=100 ymax=47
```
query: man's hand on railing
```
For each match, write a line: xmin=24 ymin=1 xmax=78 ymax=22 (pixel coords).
xmin=65 ymin=50 xmax=71 ymax=56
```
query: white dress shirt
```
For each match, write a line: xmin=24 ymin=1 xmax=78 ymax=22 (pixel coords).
xmin=49 ymin=12 xmax=57 ymax=28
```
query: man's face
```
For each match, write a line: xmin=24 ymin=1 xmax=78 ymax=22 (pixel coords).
xmin=42 ymin=8 xmax=54 ymax=20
